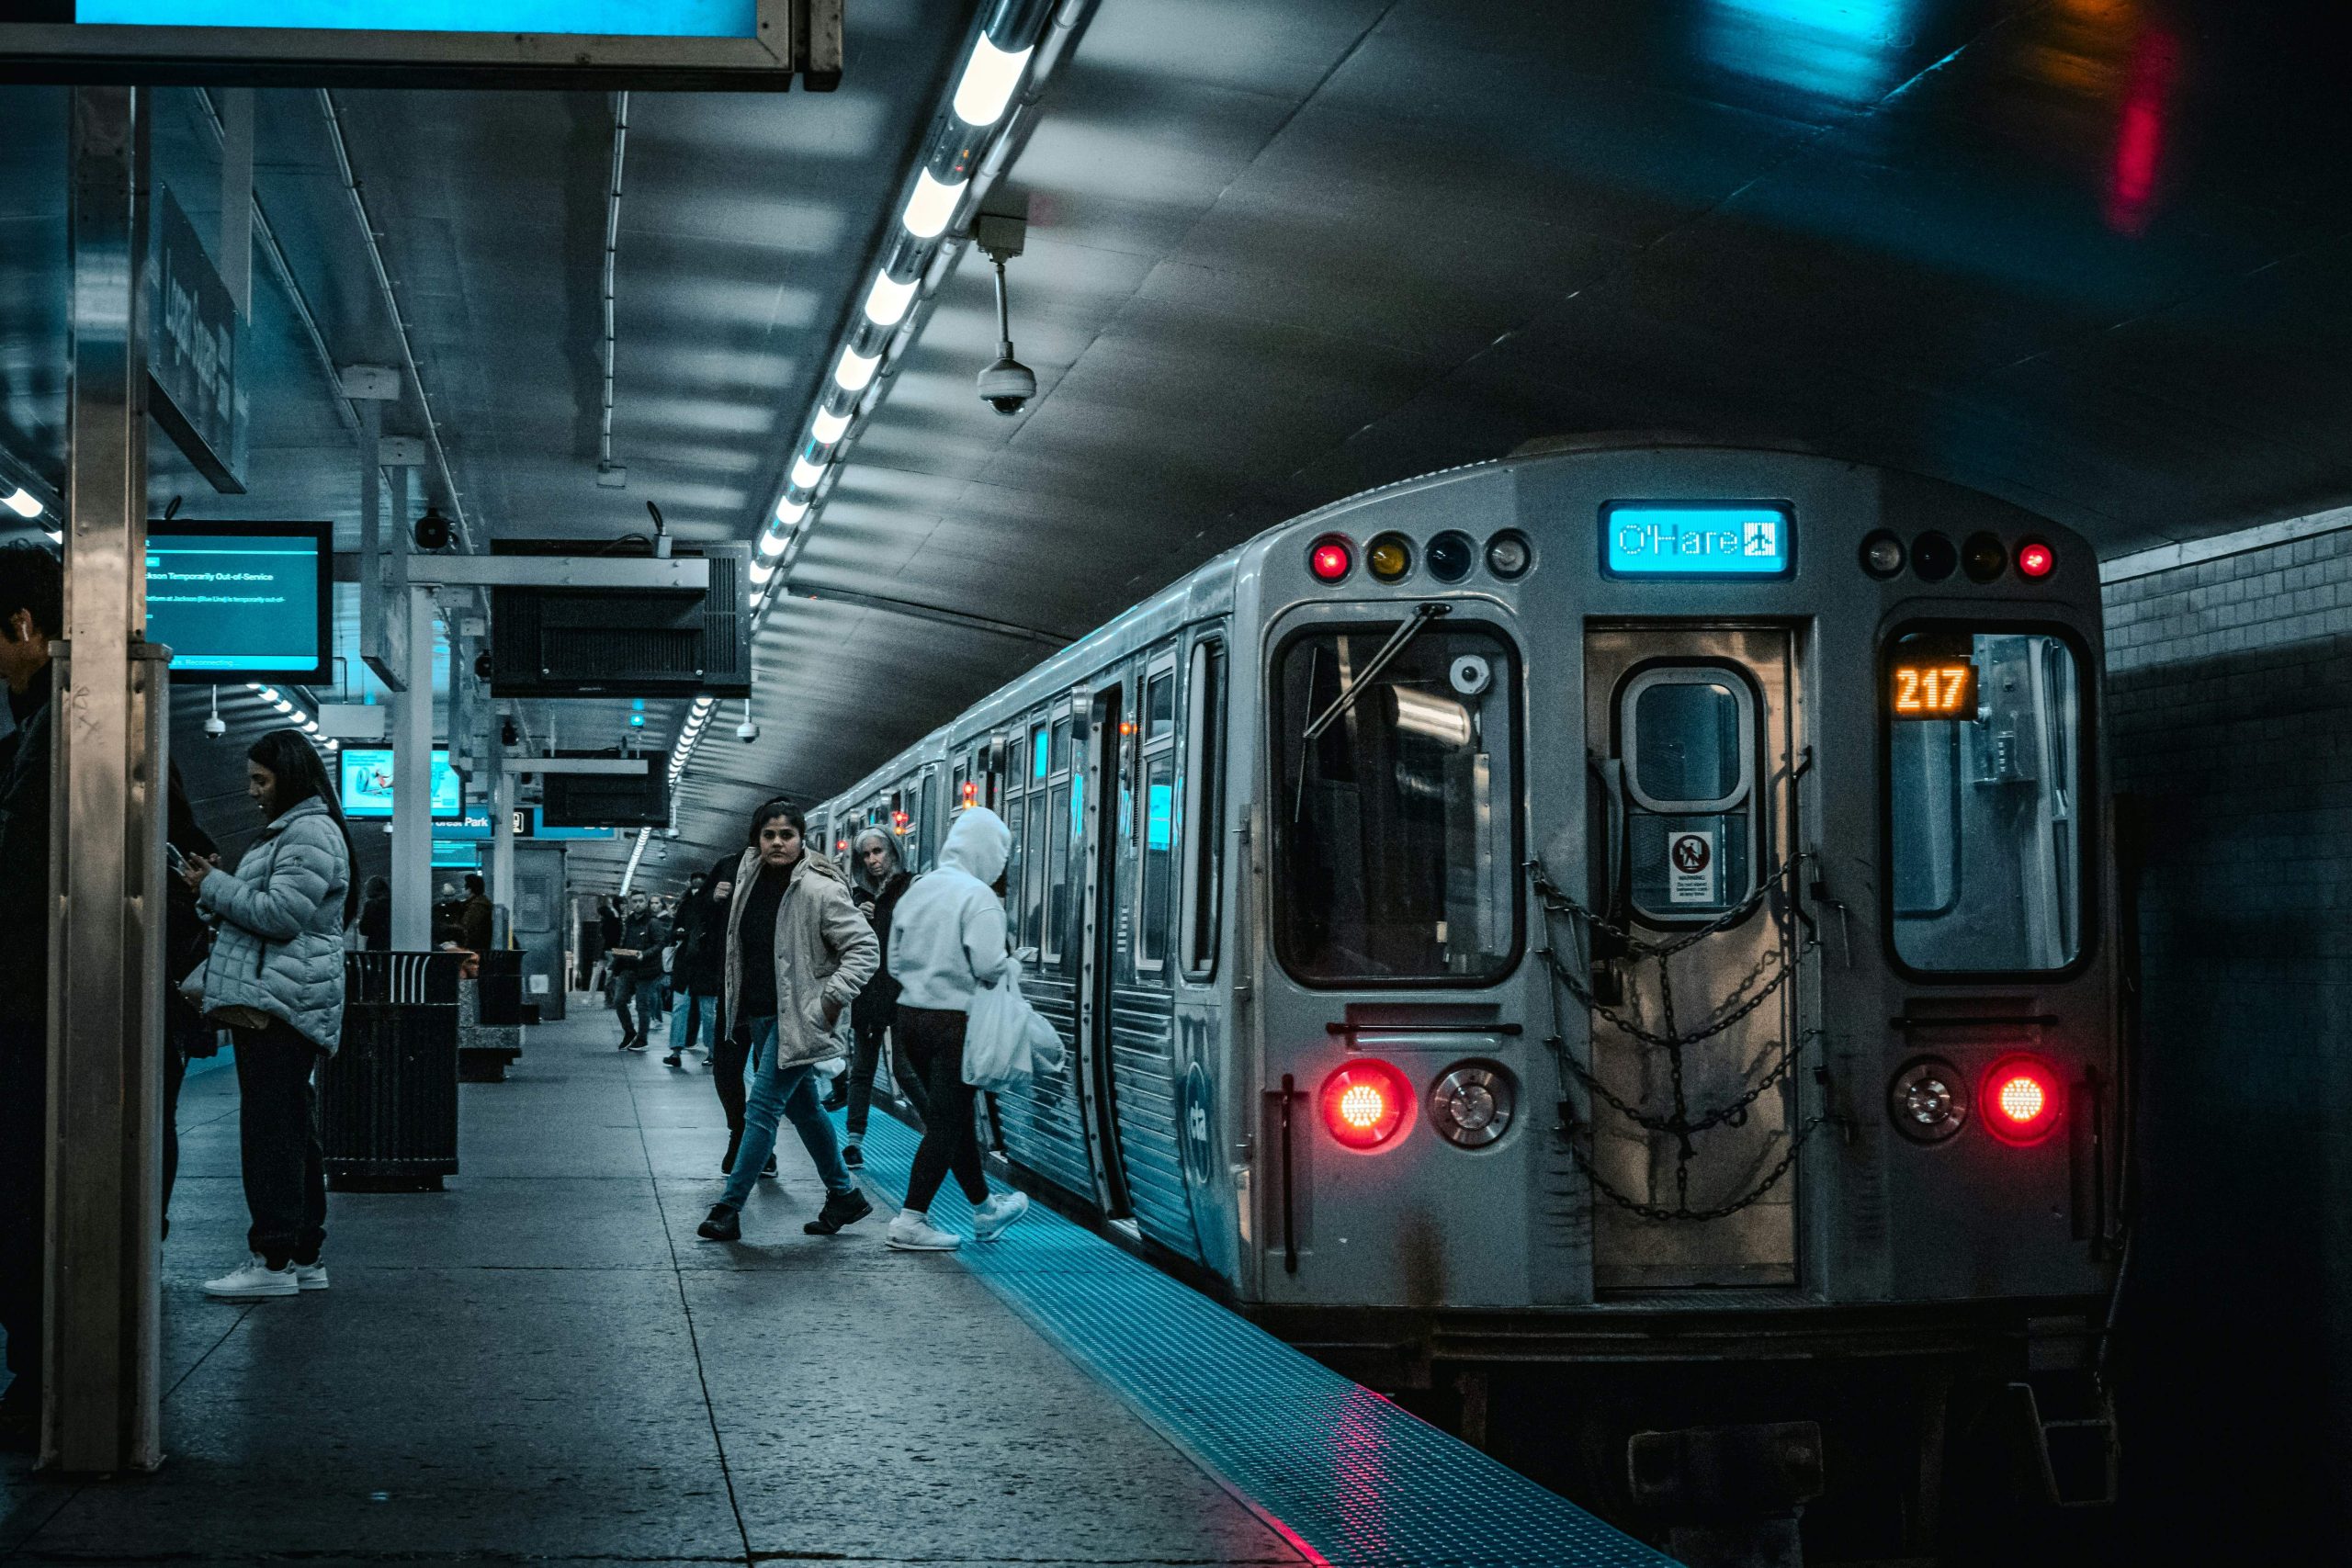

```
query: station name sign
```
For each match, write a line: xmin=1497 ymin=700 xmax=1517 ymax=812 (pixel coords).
xmin=1602 ymin=502 xmax=1794 ymax=579
xmin=0 ymin=0 xmax=838 ymax=90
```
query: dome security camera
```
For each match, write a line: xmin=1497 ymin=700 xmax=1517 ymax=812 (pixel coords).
xmin=736 ymin=717 xmax=760 ymax=742
xmin=978 ymin=355 xmax=1036 ymax=416
xmin=202 ymin=712 xmax=227 ymax=739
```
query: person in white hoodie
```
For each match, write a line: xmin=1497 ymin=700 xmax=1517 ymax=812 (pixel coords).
xmin=884 ymin=806 xmax=1030 ymax=1251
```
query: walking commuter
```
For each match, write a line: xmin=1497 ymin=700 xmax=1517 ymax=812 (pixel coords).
xmin=836 ymin=828 xmax=927 ymax=1168
xmin=663 ymin=870 xmax=719 ymax=1067
xmin=884 ymin=806 xmax=1030 ymax=1252
xmin=593 ymin=895 xmax=623 ymax=997
xmin=698 ymin=857 xmax=770 ymax=1175
xmin=179 ymin=728 xmax=356 ymax=1301
xmin=695 ymin=799 xmax=877 ymax=1242
xmin=0 ymin=542 xmax=60 ymax=1448
xmin=356 ymin=875 xmax=392 ymax=951
xmin=610 ymin=893 xmax=663 ymax=1050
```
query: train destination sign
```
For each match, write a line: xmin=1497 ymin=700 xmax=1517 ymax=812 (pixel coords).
xmin=1890 ymin=657 xmax=1976 ymax=720
xmin=0 ymin=0 xmax=839 ymax=89
xmin=1602 ymin=502 xmax=1794 ymax=579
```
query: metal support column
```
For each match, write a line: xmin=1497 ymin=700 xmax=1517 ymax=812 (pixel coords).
xmin=490 ymin=764 xmax=515 ymax=948
xmin=390 ymin=587 xmax=435 ymax=949
xmin=49 ymin=83 xmax=164 ymax=1475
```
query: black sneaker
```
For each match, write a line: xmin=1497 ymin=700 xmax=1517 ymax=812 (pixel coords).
xmin=842 ymin=1144 xmax=864 ymax=1169
xmin=821 ymin=1085 xmax=848 ymax=1112
xmin=662 ymin=1052 xmax=683 ymax=1067
xmin=803 ymin=1188 xmax=873 ymax=1235
xmin=695 ymin=1204 xmax=741 ymax=1242
xmin=760 ymin=1154 xmax=779 ymax=1179
xmin=616 ymin=1035 xmax=636 ymax=1051
xmin=626 ymin=1040 xmax=648 ymax=1053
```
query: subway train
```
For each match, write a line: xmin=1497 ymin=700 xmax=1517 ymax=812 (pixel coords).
xmin=812 ymin=437 xmax=2126 ymax=1547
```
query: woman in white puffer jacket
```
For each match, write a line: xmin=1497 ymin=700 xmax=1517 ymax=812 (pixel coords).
xmin=178 ymin=729 xmax=356 ymax=1302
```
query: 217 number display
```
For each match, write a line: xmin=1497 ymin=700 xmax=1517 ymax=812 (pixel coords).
xmin=1891 ymin=660 xmax=1975 ymax=719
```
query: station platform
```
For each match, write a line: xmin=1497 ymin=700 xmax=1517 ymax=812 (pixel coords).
xmin=0 ymin=1010 xmax=1665 ymax=1568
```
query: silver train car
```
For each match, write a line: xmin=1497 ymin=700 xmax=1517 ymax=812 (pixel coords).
xmin=813 ymin=438 xmax=2124 ymax=1542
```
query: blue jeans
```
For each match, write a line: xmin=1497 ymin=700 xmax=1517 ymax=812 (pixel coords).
xmin=667 ymin=992 xmax=717 ymax=1054
xmin=718 ymin=1017 xmax=853 ymax=1210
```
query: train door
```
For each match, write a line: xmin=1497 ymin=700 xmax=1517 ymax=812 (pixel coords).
xmin=1583 ymin=624 xmax=1804 ymax=1291
xmin=1074 ymin=682 xmax=1136 ymax=1218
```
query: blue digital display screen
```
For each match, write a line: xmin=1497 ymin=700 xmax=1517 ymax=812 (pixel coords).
xmin=340 ymin=747 xmax=463 ymax=819
xmin=148 ymin=526 xmax=328 ymax=679
xmin=74 ymin=1 xmax=758 ymax=38
xmin=1602 ymin=503 xmax=1794 ymax=578
xmin=1146 ymin=784 xmax=1174 ymax=852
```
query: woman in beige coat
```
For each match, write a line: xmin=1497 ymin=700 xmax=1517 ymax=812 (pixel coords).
xmin=696 ymin=798 xmax=878 ymax=1242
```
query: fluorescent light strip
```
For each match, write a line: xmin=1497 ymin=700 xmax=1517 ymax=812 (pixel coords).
xmin=775 ymin=495 xmax=808 ymax=527
xmin=953 ymin=36 xmax=1032 ymax=128
xmin=900 ymin=168 xmax=964 ymax=240
xmin=2 ymin=487 xmax=41 ymax=519
xmin=810 ymin=405 xmax=851 ymax=445
xmin=863 ymin=271 xmax=918 ymax=328
xmin=832 ymin=347 xmax=878 ymax=393
xmin=789 ymin=454 xmax=828 ymax=490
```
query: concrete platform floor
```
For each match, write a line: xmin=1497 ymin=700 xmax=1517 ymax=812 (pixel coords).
xmin=0 ymin=1010 xmax=1304 ymax=1568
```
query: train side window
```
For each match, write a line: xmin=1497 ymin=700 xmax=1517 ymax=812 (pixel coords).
xmin=1145 ymin=669 xmax=1175 ymax=740
xmin=1272 ymin=623 xmax=1521 ymax=985
xmin=1003 ymin=791 xmax=1027 ymax=942
xmin=1023 ymin=773 xmax=1049 ymax=953
xmin=1045 ymin=780 xmax=1073 ymax=963
xmin=1180 ymin=637 xmax=1228 ymax=979
xmin=1618 ymin=667 xmax=1758 ymax=923
xmin=1888 ymin=628 xmax=2084 ymax=974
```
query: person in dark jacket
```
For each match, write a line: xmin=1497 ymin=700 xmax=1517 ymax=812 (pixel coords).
xmin=662 ymin=871 xmax=718 ymax=1066
xmin=835 ymin=828 xmax=927 ymax=1168
xmin=698 ymin=854 xmax=770 ymax=1175
xmin=180 ymin=728 xmax=356 ymax=1302
xmin=164 ymin=762 xmax=220 ymax=1243
xmin=458 ymin=873 xmax=494 ymax=956
xmin=0 ymin=542 xmax=58 ymax=1448
xmin=356 ymin=876 xmax=391 ymax=951
xmin=610 ymin=894 xmax=665 ymax=1051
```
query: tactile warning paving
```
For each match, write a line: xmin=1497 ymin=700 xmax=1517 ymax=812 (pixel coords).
xmin=846 ymin=1110 xmax=1677 ymax=1568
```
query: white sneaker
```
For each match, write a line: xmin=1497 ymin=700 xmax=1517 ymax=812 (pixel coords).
xmin=972 ymin=1191 xmax=1030 ymax=1243
xmin=295 ymin=1261 xmax=330 ymax=1292
xmin=203 ymin=1255 xmax=298 ymax=1299
xmin=886 ymin=1211 xmax=960 ymax=1252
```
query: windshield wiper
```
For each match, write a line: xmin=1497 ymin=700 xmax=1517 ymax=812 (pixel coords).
xmin=1302 ymin=602 xmax=1451 ymax=742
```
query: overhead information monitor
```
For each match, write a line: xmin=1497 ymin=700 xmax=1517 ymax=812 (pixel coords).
xmin=0 ymin=0 xmax=837 ymax=90
xmin=146 ymin=520 xmax=331 ymax=684
xmin=340 ymin=748 xmax=464 ymax=819
xmin=1602 ymin=502 xmax=1794 ymax=579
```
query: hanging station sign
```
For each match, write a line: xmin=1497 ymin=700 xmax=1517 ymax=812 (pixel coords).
xmin=0 ymin=0 xmax=840 ymax=90
xmin=1602 ymin=502 xmax=1796 ymax=580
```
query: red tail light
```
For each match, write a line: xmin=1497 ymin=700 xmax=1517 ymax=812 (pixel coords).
xmin=2017 ymin=539 xmax=2055 ymax=579
xmin=1980 ymin=1055 xmax=2063 ymax=1145
xmin=1320 ymin=1059 xmax=1408 ymax=1150
xmin=1308 ymin=536 xmax=1353 ymax=582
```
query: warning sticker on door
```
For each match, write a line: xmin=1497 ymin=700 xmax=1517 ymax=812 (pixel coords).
xmin=1667 ymin=830 xmax=1718 ymax=906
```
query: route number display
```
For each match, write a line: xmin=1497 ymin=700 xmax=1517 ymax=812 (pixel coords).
xmin=1891 ymin=659 xmax=1976 ymax=719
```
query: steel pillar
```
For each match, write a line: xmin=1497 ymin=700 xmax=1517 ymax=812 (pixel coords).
xmin=49 ymin=83 xmax=164 ymax=1475
xmin=390 ymin=587 xmax=435 ymax=949
xmin=490 ymin=764 xmax=515 ymax=948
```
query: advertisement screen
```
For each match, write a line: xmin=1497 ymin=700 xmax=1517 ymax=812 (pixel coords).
xmin=339 ymin=748 xmax=462 ymax=819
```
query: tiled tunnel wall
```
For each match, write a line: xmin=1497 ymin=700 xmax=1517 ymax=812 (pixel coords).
xmin=2099 ymin=521 xmax=2352 ymax=1554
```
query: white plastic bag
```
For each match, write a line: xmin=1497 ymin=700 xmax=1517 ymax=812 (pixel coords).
xmin=965 ymin=962 xmax=1067 ymax=1090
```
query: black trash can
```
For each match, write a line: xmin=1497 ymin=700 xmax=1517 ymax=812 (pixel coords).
xmin=322 ymin=951 xmax=463 ymax=1191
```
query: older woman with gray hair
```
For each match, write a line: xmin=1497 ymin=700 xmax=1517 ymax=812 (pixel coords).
xmin=833 ymin=826 xmax=926 ymax=1168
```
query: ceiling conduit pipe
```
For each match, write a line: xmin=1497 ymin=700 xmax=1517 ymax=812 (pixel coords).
xmin=599 ymin=92 xmax=630 ymax=479
xmin=316 ymin=88 xmax=481 ymax=557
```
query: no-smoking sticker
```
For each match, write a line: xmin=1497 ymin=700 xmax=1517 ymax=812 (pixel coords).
xmin=1668 ymin=829 xmax=1718 ymax=906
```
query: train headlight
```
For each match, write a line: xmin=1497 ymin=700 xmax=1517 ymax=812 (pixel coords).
xmin=1981 ymin=1055 xmax=2063 ymax=1146
xmin=1484 ymin=529 xmax=1532 ymax=581
xmin=1888 ymin=1056 xmax=1968 ymax=1144
xmin=1860 ymin=530 xmax=1905 ymax=579
xmin=1426 ymin=530 xmax=1475 ymax=582
xmin=1319 ymin=1059 xmax=1409 ymax=1150
xmin=1429 ymin=1064 xmax=1514 ymax=1148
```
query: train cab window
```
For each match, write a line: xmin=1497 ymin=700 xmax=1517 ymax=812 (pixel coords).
xmin=1180 ymin=637 xmax=1228 ymax=979
xmin=1888 ymin=628 xmax=2084 ymax=974
xmin=1145 ymin=670 xmax=1175 ymax=739
xmin=1619 ymin=667 xmax=1758 ymax=923
xmin=1272 ymin=624 xmax=1521 ymax=984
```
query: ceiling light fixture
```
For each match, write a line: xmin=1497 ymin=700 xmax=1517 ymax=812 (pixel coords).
xmin=952 ymin=35 xmax=1033 ymax=127
xmin=832 ymin=347 xmax=879 ymax=393
xmin=900 ymin=169 xmax=963 ymax=240
xmin=3 ymin=487 xmax=41 ymax=519
xmin=810 ymin=406 xmax=852 ymax=445
xmin=790 ymin=454 xmax=828 ymax=490
xmin=863 ymin=271 xmax=918 ymax=328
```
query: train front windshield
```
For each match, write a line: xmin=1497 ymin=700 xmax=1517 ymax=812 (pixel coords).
xmin=1272 ymin=623 xmax=1520 ymax=983
xmin=1888 ymin=627 xmax=2085 ymax=973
